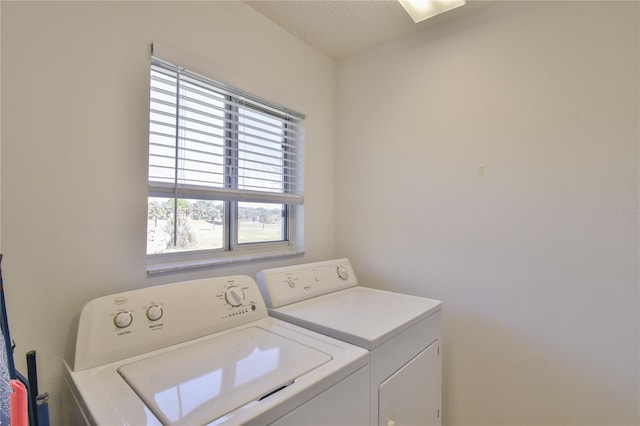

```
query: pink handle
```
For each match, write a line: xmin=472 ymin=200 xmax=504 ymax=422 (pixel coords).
xmin=10 ymin=379 xmax=28 ymax=426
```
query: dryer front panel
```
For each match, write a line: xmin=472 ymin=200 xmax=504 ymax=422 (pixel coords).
xmin=378 ymin=340 xmax=441 ymax=426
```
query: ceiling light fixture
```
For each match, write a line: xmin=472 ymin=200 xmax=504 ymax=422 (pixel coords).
xmin=398 ymin=0 xmax=466 ymax=23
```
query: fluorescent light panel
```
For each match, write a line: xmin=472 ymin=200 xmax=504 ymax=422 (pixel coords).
xmin=399 ymin=0 xmax=466 ymax=23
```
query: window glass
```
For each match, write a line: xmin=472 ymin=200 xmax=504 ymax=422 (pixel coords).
xmin=238 ymin=203 xmax=286 ymax=244
xmin=147 ymin=197 xmax=224 ymax=254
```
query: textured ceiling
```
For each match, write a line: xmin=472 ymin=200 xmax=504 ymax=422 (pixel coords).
xmin=245 ymin=0 xmax=492 ymax=60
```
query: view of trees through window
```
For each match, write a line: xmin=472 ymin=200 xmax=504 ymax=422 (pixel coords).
xmin=146 ymin=198 xmax=285 ymax=254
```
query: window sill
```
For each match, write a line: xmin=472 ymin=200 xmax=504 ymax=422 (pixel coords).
xmin=146 ymin=249 xmax=305 ymax=275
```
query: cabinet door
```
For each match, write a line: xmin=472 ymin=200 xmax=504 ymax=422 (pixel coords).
xmin=378 ymin=341 xmax=440 ymax=426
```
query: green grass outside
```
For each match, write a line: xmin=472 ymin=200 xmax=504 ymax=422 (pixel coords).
xmin=148 ymin=219 xmax=283 ymax=253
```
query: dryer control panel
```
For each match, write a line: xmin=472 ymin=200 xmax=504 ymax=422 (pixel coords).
xmin=66 ymin=275 xmax=268 ymax=371
xmin=257 ymin=259 xmax=359 ymax=308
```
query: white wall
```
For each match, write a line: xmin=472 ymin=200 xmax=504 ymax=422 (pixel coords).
xmin=337 ymin=1 xmax=639 ymax=425
xmin=2 ymin=2 xmax=639 ymax=425
xmin=0 ymin=2 xmax=336 ymax=424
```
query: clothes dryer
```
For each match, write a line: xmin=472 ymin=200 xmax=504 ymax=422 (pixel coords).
xmin=257 ymin=259 xmax=442 ymax=426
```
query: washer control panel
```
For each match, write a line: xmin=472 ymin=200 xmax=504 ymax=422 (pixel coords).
xmin=68 ymin=275 xmax=267 ymax=371
xmin=256 ymin=258 xmax=358 ymax=308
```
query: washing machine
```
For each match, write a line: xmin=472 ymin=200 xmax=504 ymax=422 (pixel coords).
xmin=62 ymin=275 xmax=370 ymax=425
xmin=257 ymin=259 xmax=442 ymax=426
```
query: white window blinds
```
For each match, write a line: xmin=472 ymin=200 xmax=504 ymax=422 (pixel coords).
xmin=148 ymin=58 xmax=305 ymax=204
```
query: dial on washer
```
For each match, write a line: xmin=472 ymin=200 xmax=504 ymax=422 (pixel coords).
xmin=225 ymin=286 xmax=245 ymax=307
xmin=146 ymin=305 xmax=163 ymax=321
xmin=113 ymin=311 xmax=133 ymax=329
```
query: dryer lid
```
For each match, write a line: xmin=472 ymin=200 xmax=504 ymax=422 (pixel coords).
xmin=269 ymin=287 xmax=441 ymax=350
xmin=118 ymin=326 xmax=331 ymax=425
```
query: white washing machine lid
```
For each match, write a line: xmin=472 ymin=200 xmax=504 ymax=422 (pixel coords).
xmin=118 ymin=326 xmax=330 ymax=425
xmin=268 ymin=287 xmax=441 ymax=350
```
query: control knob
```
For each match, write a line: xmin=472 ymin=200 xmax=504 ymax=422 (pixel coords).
xmin=337 ymin=265 xmax=349 ymax=280
xmin=113 ymin=311 xmax=133 ymax=329
xmin=225 ymin=286 xmax=245 ymax=307
xmin=146 ymin=305 xmax=163 ymax=321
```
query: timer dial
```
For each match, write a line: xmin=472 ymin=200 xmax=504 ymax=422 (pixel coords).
xmin=225 ymin=286 xmax=245 ymax=307
xmin=336 ymin=265 xmax=349 ymax=280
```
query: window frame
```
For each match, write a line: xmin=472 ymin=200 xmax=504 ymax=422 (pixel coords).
xmin=146 ymin=57 xmax=305 ymax=274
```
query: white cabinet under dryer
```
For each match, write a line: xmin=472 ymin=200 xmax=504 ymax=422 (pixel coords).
xmin=378 ymin=341 xmax=440 ymax=426
xmin=257 ymin=259 xmax=442 ymax=426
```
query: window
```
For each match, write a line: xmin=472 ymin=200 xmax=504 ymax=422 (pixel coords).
xmin=146 ymin=57 xmax=304 ymax=272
